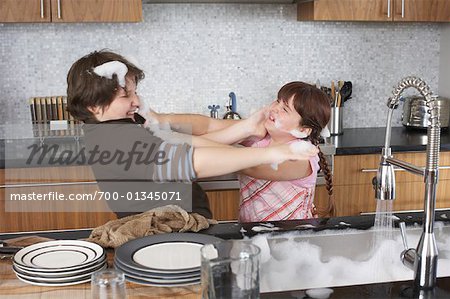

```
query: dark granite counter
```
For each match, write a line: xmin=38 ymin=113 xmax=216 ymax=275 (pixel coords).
xmin=332 ymin=127 xmax=450 ymax=155
xmin=2 ymin=211 xmax=450 ymax=299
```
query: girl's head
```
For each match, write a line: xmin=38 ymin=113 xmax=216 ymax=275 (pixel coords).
xmin=266 ymin=81 xmax=331 ymax=143
xmin=67 ymin=50 xmax=145 ymax=123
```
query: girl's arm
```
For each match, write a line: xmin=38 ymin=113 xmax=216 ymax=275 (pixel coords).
xmin=147 ymin=110 xmax=238 ymax=135
xmin=200 ymin=107 xmax=268 ymax=145
xmin=192 ymin=142 xmax=317 ymax=179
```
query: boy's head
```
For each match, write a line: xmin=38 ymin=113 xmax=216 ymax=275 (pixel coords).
xmin=66 ymin=50 xmax=145 ymax=123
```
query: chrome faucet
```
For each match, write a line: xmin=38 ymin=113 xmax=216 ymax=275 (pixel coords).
xmin=375 ymin=76 xmax=440 ymax=290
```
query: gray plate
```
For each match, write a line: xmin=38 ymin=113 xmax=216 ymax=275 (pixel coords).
xmin=115 ymin=233 xmax=222 ymax=274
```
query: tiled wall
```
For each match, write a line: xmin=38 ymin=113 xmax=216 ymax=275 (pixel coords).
xmin=0 ymin=4 xmax=441 ymax=137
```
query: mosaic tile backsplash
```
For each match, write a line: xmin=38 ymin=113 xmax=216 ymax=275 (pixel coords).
xmin=0 ymin=4 xmax=441 ymax=138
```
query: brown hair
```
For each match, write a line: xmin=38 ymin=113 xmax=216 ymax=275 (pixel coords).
xmin=278 ymin=81 xmax=335 ymax=217
xmin=66 ymin=50 xmax=145 ymax=123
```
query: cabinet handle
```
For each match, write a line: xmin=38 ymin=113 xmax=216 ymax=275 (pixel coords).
xmin=40 ymin=0 xmax=44 ymax=19
xmin=57 ymin=0 xmax=62 ymax=19
xmin=0 ymin=181 xmax=97 ymax=189
xmin=361 ymin=166 xmax=450 ymax=173
xmin=401 ymin=0 xmax=405 ymax=18
xmin=387 ymin=0 xmax=391 ymax=18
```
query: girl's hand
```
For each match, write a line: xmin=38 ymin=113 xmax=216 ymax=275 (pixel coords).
xmin=144 ymin=107 xmax=161 ymax=125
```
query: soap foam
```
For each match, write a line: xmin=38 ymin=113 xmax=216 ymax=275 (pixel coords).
xmin=93 ymin=61 xmax=128 ymax=87
xmin=250 ymin=226 xmax=450 ymax=293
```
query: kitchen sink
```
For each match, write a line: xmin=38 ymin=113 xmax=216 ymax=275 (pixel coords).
xmin=253 ymin=222 xmax=450 ymax=292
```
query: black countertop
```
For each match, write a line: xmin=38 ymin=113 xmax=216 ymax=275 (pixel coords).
xmin=2 ymin=211 xmax=450 ymax=299
xmin=332 ymin=127 xmax=450 ymax=155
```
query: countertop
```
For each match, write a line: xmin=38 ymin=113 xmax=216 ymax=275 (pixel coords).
xmin=332 ymin=127 xmax=450 ymax=155
xmin=2 ymin=212 xmax=450 ymax=298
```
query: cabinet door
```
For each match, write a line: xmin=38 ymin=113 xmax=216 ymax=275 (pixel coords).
xmin=50 ymin=0 xmax=142 ymax=23
xmin=206 ymin=190 xmax=240 ymax=221
xmin=394 ymin=0 xmax=450 ymax=22
xmin=0 ymin=0 xmax=51 ymax=23
xmin=298 ymin=0 xmax=393 ymax=21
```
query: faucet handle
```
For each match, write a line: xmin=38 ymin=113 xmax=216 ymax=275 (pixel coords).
xmin=399 ymin=222 xmax=409 ymax=250
xmin=399 ymin=222 xmax=416 ymax=270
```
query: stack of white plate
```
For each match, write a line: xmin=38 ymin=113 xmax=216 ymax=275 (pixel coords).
xmin=13 ymin=240 xmax=106 ymax=286
xmin=114 ymin=233 xmax=222 ymax=287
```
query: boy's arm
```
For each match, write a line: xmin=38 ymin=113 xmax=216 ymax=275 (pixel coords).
xmin=239 ymin=160 xmax=313 ymax=181
xmin=192 ymin=144 xmax=316 ymax=179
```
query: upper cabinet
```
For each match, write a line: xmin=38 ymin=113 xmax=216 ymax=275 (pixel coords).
xmin=297 ymin=0 xmax=450 ymax=22
xmin=0 ymin=0 xmax=142 ymax=23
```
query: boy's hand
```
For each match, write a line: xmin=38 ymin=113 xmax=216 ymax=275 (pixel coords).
xmin=270 ymin=140 xmax=318 ymax=169
xmin=245 ymin=106 xmax=269 ymax=140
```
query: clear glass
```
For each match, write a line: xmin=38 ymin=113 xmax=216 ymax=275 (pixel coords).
xmin=201 ymin=240 xmax=260 ymax=299
xmin=91 ymin=269 xmax=126 ymax=299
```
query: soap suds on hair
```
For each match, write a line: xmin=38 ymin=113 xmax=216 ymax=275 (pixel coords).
xmin=93 ymin=61 xmax=128 ymax=87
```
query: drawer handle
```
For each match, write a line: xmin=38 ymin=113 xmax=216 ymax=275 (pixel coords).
xmin=40 ymin=0 xmax=44 ymax=18
xmin=0 ymin=181 xmax=97 ymax=189
xmin=361 ymin=166 xmax=450 ymax=173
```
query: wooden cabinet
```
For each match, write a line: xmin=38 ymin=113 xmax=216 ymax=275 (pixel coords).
xmin=0 ymin=0 xmax=142 ymax=23
xmin=328 ymin=151 xmax=450 ymax=216
xmin=0 ymin=166 xmax=117 ymax=233
xmin=298 ymin=0 xmax=450 ymax=22
xmin=206 ymin=190 xmax=240 ymax=221
xmin=394 ymin=0 xmax=450 ymax=22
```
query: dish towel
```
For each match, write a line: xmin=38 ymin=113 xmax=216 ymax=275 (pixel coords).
xmin=88 ymin=205 xmax=217 ymax=248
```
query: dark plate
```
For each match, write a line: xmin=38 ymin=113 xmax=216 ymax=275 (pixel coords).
xmin=114 ymin=257 xmax=200 ymax=279
xmin=115 ymin=233 xmax=222 ymax=273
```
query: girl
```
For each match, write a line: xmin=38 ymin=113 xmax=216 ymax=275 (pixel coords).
xmin=150 ymin=82 xmax=334 ymax=222
xmin=236 ymin=82 xmax=334 ymax=222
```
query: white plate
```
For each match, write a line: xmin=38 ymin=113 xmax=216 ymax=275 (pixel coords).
xmin=14 ymin=240 xmax=104 ymax=271
xmin=15 ymin=273 xmax=92 ymax=287
xmin=13 ymin=263 xmax=107 ymax=282
xmin=133 ymin=242 xmax=203 ymax=271
xmin=14 ymin=255 xmax=106 ymax=277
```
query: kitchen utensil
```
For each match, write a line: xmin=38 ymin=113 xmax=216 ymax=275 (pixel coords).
xmin=331 ymin=81 xmax=335 ymax=106
xmin=336 ymin=81 xmax=344 ymax=107
xmin=340 ymin=81 xmax=353 ymax=103
xmin=402 ymin=95 xmax=450 ymax=128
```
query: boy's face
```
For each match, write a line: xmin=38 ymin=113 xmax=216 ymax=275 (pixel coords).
xmin=90 ymin=75 xmax=140 ymax=122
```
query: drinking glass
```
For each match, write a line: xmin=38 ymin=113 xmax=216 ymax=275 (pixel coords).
xmin=91 ymin=269 xmax=126 ymax=299
xmin=201 ymin=240 xmax=260 ymax=299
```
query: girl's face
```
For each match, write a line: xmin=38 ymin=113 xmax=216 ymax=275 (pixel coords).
xmin=90 ymin=75 xmax=140 ymax=122
xmin=265 ymin=96 xmax=302 ymax=133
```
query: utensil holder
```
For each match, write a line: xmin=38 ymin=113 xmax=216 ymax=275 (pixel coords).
xmin=330 ymin=107 xmax=343 ymax=135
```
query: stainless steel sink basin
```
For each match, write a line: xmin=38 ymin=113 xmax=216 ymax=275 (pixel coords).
xmin=253 ymin=223 xmax=450 ymax=292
